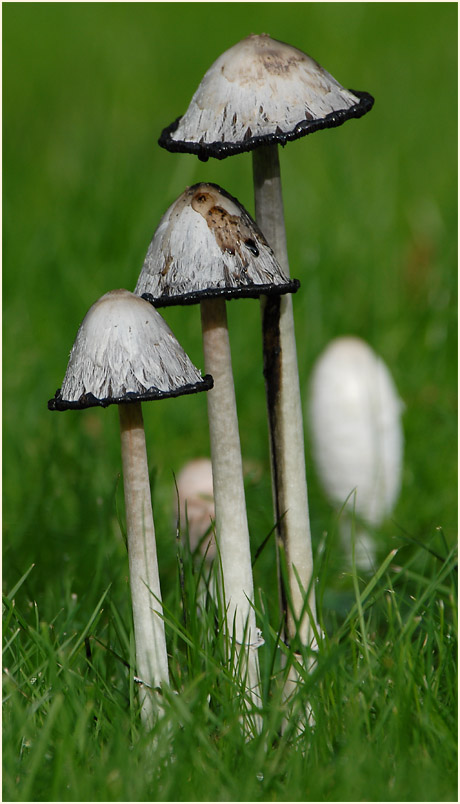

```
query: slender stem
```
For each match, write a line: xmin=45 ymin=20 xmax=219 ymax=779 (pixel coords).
xmin=200 ymin=297 xmax=261 ymax=721
xmin=119 ymin=401 xmax=169 ymax=729
xmin=252 ymin=145 xmax=317 ymax=645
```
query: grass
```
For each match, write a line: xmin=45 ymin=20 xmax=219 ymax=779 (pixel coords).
xmin=3 ymin=535 xmax=457 ymax=801
xmin=3 ymin=2 xmax=457 ymax=801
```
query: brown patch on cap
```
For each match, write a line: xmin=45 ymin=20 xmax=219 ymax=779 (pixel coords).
xmin=161 ymin=254 xmax=173 ymax=276
xmin=191 ymin=188 xmax=260 ymax=263
xmin=261 ymin=49 xmax=303 ymax=76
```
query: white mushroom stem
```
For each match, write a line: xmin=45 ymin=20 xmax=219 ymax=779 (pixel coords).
xmin=252 ymin=144 xmax=317 ymax=646
xmin=118 ymin=401 xmax=169 ymax=729
xmin=200 ymin=297 xmax=261 ymax=720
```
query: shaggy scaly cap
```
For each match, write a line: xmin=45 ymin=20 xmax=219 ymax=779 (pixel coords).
xmin=159 ymin=33 xmax=373 ymax=160
xmin=48 ymin=289 xmax=212 ymax=409
xmin=136 ymin=182 xmax=299 ymax=305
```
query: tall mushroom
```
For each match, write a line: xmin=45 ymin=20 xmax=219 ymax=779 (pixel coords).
xmin=159 ymin=33 xmax=374 ymax=656
xmin=48 ymin=289 xmax=213 ymax=729
xmin=135 ymin=182 xmax=299 ymax=724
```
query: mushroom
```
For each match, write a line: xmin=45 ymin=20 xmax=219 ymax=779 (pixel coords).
xmin=48 ymin=289 xmax=213 ymax=728
xmin=175 ymin=457 xmax=216 ymax=561
xmin=159 ymin=33 xmax=374 ymax=655
xmin=159 ymin=34 xmax=373 ymax=161
xmin=138 ymin=182 xmax=299 ymax=305
xmin=308 ymin=336 xmax=404 ymax=571
xmin=175 ymin=457 xmax=216 ymax=615
xmin=136 ymin=182 xmax=297 ymax=723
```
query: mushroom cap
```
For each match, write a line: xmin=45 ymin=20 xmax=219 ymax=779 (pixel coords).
xmin=175 ymin=458 xmax=216 ymax=559
xmin=159 ymin=33 xmax=374 ymax=161
xmin=48 ymin=289 xmax=213 ymax=410
xmin=135 ymin=182 xmax=299 ymax=306
xmin=308 ymin=336 xmax=404 ymax=526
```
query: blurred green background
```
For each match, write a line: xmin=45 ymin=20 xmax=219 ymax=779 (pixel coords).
xmin=3 ymin=2 xmax=457 ymax=622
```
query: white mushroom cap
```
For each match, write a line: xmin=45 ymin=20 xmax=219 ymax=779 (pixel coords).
xmin=159 ymin=34 xmax=374 ymax=161
xmin=308 ymin=336 xmax=404 ymax=527
xmin=48 ymin=289 xmax=212 ymax=410
xmin=175 ymin=458 xmax=216 ymax=559
xmin=135 ymin=182 xmax=299 ymax=305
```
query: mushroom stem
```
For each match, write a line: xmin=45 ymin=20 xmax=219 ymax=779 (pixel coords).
xmin=252 ymin=144 xmax=317 ymax=646
xmin=118 ymin=401 xmax=169 ymax=728
xmin=200 ymin=297 xmax=262 ymax=721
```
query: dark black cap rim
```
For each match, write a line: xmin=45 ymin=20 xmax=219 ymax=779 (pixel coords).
xmin=141 ymin=278 xmax=300 ymax=308
xmin=48 ymin=375 xmax=214 ymax=411
xmin=159 ymin=90 xmax=374 ymax=162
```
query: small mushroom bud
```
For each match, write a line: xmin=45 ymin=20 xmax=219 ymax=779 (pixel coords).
xmin=176 ymin=457 xmax=216 ymax=561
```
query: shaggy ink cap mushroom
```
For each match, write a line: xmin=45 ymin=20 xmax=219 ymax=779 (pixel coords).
xmin=135 ymin=182 xmax=299 ymax=305
xmin=159 ymin=33 xmax=374 ymax=161
xmin=48 ymin=289 xmax=213 ymax=410
xmin=47 ymin=289 xmax=212 ymax=729
xmin=135 ymin=186 xmax=269 ymax=727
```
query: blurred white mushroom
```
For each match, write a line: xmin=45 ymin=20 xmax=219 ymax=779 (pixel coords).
xmin=308 ymin=336 xmax=404 ymax=571
xmin=174 ymin=458 xmax=263 ymax=563
xmin=175 ymin=458 xmax=216 ymax=561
